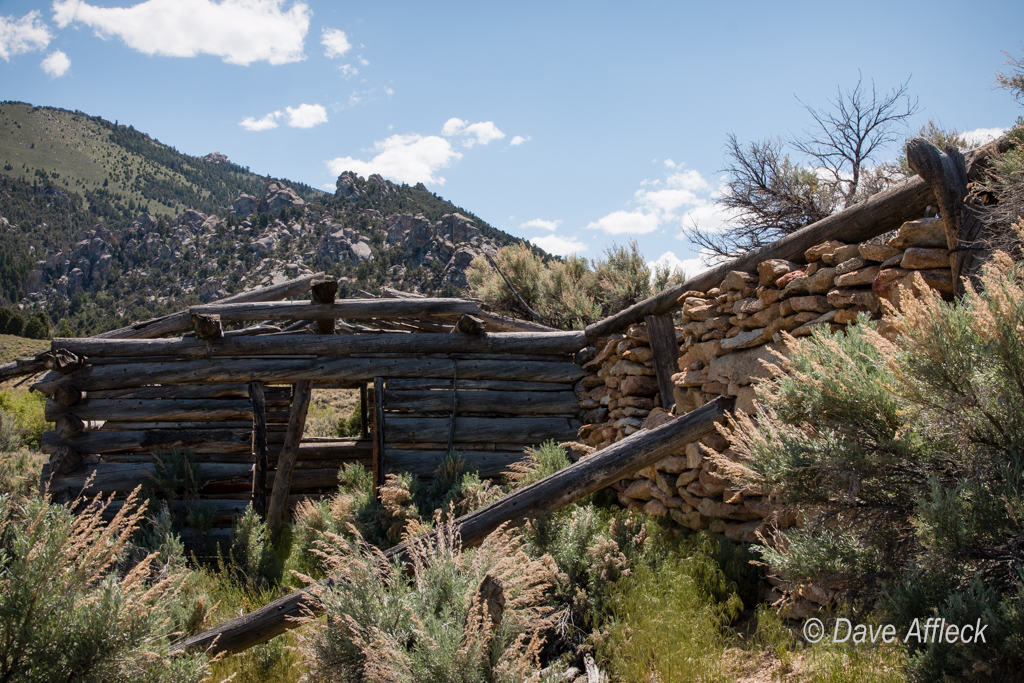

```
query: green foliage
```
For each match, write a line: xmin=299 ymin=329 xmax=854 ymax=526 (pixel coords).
xmin=21 ymin=311 xmax=49 ymax=340
xmin=228 ymin=506 xmax=285 ymax=586
xmin=0 ymin=491 xmax=209 ymax=682
xmin=728 ymin=258 xmax=1024 ymax=679
xmin=0 ymin=389 xmax=47 ymax=449
xmin=2 ymin=308 xmax=25 ymax=336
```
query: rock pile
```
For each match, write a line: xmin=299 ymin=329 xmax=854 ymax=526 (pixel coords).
xmin=576 ymin=215 xmax=954 ymax=543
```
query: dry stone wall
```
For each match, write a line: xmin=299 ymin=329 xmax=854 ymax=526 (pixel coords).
xmin=575 ymin=215 xmax=952 ymax=545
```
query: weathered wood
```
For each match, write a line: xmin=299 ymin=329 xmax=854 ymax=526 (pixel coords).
xmin=50 ymin=331 xmax=587 ymax=359
xmin=906 ymin=137 xmax=986 ymax=295
xmin=98 ymin=421 xmax=286 ymax=431
xmin=250 ymin=381 xmax=268 ymax=517
xmin=191 ymin=299 xmax=482 ymax=323
xmin=102 ymin=438 xmax=372 ymax=464
xmin=383 ymin=390 xmax=579 ymax=416
xmin=55 ymin=414 xmax=85 ymax=438
xmin=472 ymin=311 xmax=557 ymax=333
xmin=46 ymin=462 xmax=253 ymax=496
xmin=54 ymin=384 xmax=82 ymax=407
xmin=385 ymin=448 xmax=527 ymax=478
xmin=34 ymin=358 xmax=584 ymax=394
xmin=453 ymin=314 xmax=486 ymax=335
xmin=41 ymin=428 xmax=253 ymax=455
xmin=267 ymin=380 xmax=312 ymax=541
xmin=373 ymin=377 xmax=385 ymax=494
xmin=644 ymin=314 xmax=681 ymax=409
xmin=586 ymin=176 xmax=936 ymax=338
xmin=45 ymin=398 xmax=254 ymax=423
xmin=86 ymin=384 xmax=284 ymax=400
xmin=310 ymin=279 xmax=339 ymax=335
xmin=0 ymin=358 xmax=46 ymax=384
xmin=385 ymin=416 xmax=580 ymax=444
xmin=41 ymin=349 xmax=83 ymax=374
xmin=175 ymin=396 xmax=732 ymax=656
xmin=359 ymin=384 xmax=369 ymax=438
xmin=191 ymin=312 xmax=223 ymax=341
xmin=96 ymin=272 xmax=325 ymax=339
xmin=386 ymin=378 xmax=575 ymax=392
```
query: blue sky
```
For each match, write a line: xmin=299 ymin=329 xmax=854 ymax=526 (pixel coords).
xmin=1 ymin=0 xmax=1022 ymax=276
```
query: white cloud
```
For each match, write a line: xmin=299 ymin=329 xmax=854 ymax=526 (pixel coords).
xmin=240 ymin=111 xmax=282 ymax=131
xmin=357 ymin=55 xmax=368 ymax=66
xmin=338 ymin=63 xmax=358 ymax=78
xmin=40 ymin=49 xmax=70 ymax=76
xmin=321 ymin=27 xmax=350 ymax=58
xmin=285 ymin=103 xmax=327 ymax=128
xmin=587 ymin=164 xmax=721 ymax=236
xmin=510 ymin=135 xmax=530 ymax=146
xmin=326 ymin=133 xmax=462 ymax=186
xmin=0 ymin=11 xmax=52 ymax=61
xmin=519 ymin=218 xmax=561 ymax=232
xmin=585 ymin=210 xmax=661 ymax=235
xmin=647 ymin=250 xmax=712 ymax=281
xmin=52 ymin=0 xmax=310 ymax=66
xmin=530 ymin=234 xmax=588 ymax=256
xmin=962 ymin=127 xmax=1005 ymax=147
xmin=441 ymin=118 xmax=505 ymax=147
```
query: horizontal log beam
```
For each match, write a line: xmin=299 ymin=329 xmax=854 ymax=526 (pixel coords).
xmin=34 ymin=358 xmax=584 ymax=394
xmin=41 ymin=428 xmax=253 ymax=455
xmin=385 ymin=449 xmax=527 ymax=478
xmin=383 ymin=390 xmax=579 ymax=416
xmin=175 ymin=396 xmax=732 ymax=656
xmin=46 ymin=462 xmax=252 ymax=496
xmin=45 ymin=398 xmax=254 ymax=423
xmin=190 ymin=299 xmax=482 ymax=323
xmin=86 ymin=385 xmax=290 ymax=401
xmin=384 ymin=416 xmax=580 ymax=445
xmin=381 ymin=378 xmax=576 ymax=392
xmin=51 ymin=331 xmax=587 ymax=359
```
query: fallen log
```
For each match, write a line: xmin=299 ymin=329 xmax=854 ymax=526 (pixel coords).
xmin=96 ymin=272 xmax=325 ymax=339
xmin=383 ymin=389 xmax=579 ymax=416
xmin=50 ymin=331 xmax=587 ymax=359
xmin=190 ymin=299 xmax=482 ymax=323
xmin=33 ymin=358 xmax=584 ymax=394
xmin=173 ymin=396 xmax=732 ymax=656
xmin=384 ymin=416 xmax=581 ymax=444
xmin=44 ymin=398 xmax=254 ymax=423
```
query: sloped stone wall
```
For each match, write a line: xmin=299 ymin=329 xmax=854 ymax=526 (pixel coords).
xmin=576 ymin=215 xmax=952 ymax=545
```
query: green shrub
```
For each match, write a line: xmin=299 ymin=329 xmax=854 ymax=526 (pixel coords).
xmin=3 ymin=309 xmax=25 ymax=336
xmin=21 ymin=311 xmax=50 ymax=340
xmin=0 ymin=389 xmax=48 ymax=449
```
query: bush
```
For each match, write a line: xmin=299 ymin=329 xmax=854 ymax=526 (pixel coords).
xmin=0 ymin=389 xmax=47 ymax=449
xmin=21 ymin=311 xmax=50 ymax=340
xmin=2 ymin=308 xmax=25 ymax=336
xmin=726 ymin=257 xmax=1024 ymax=679
xmin=0 ymin=490 xmax=209 ymax=682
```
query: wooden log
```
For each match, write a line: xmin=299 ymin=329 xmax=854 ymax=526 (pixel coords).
xmin=55 ymin=414 xmax=85 ymax=438
xmin=906 ymin=137 xmax=986 ymax=295
xmin=453 ymin=314 xmax=486 ymax=334
xmin=471 ymin=311 xmax=557 ymax=333
xmin=174 ymin=396 xmax=732 ymax=656
xmin=97 ymin=421 xmax=284 ymax=431
xmin=41 ymin=428 xmax=253 ymax=455
xmin=383 ymin=390 xmax=579 ymax=416
xmin=50 ymin=331 xmax=587 ymax=359
xmin=268 ymin=380 xmax=312 ymax=541
xmin=384 ymin=416 xmax=580 ymax=444
xmin=34 ymin=358 xmax=584 ymax=394
xmin=41 ymin=349 xmax=83 ymax=374
xmin=86 ymin=384 xmax=279 ymax=400
xmin=644 ymin=314 xmax=681 ymax=409
xmin=54 ymin=384 xmax=82 ymax=407
xmin=586 ymin=176 xmax=936 ymax=338
xmin=310 ymin=279 xmax=339 ymax=335
xmin=45 ymin=398 xmax=254 ymax=422
xmin=359 ymin=384 xmax=369 ymax=438
xmin=385 ymin=448 xmax=527 ymax=478
xmin=386 ymin=378 xmax=575 ymax=392
xmin=0 ymin=357 xmax=46 ymax=384
xmin=95 ymin=272 xmax=325 ymax=339
xmin=191 ymin=312 xmax=223 ymax=341
xmin=191 ymin=299 xmax=483 ymax=323
xmin=250 ymin=381 xmax=268 ymax=517
xmin=373 ymin=377 xmax=385 ymax=494
xmin=46 ymin=462 xmax=253 ymax=496
xmin=101 ymin=438 xmax=372 ymax=464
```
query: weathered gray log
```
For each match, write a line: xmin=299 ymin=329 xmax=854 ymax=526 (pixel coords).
xmin=86 ymin=384 xmax=264 ymax=400
xmin=250 ymin=381 xmax=268 ymax=517
xmin=95 ymin=272 xmax=325 ymax=339
xmin=384 ymin=390 xmax=579 ymax=416
xmin=906 ymin=137 xmax=987 ymax=295
xmin=45 ymin=398 xmax=254 ymax=423
xmin=373 ymin=377 xmax=385 ymax=493
xmin=472 ymin=311 xmax=557 ymax=333
xmin=33 ymin=358 xmax=584 ymax=394
xmin=191 ymin=299 xmax=482 ymax=323
xmin=359 ymin=383 xmax=369 ymax=439
xmin=41 ymin=428 xmax=253 ymax=455
xmin=384 ymin=416 xmax=580 ymax=444
xmin=385 ymin=448 xmax=527 ymax=478
xmin=55 ymin=414 xmax=85 ymax=438
xmin=191 ymin=312 xmax=223 ymax=342
xmin=267 ymin=380 xmax=312 ymax=541
xmin=310 ymin=279 xmax=339 ymax=336
xmin=174 ymin=396 xmax=731 ymax=656
xmin=644 ymin=314 xmax=681 ymax=409
xmin=54 ymin=384 xmax=82 ymax=407
xmin=102 ymin=438 xmax=372 ymax=464
xmin=386 ymin=378 xmax=575 ymax=392
xmin=0 ymin=357 xmax=46 ymax=384
xmin=46 ymin=462 xmax=253 ymax=496
xmin=98 ymin=421 xmax=285 ymax=431
xmin=50 ymin=331 xmax=587 ymax=359
xmin=586 ymin=176 xmax=936 ymax=338
xmin=41 ymin=349 xmax=83 ymax=374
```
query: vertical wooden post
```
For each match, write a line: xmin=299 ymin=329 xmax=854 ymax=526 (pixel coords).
xmin=249 ymin=380 xmax=268 ymax=516
xmin=310 ymin=278 xmax=338 ymax=334
xmin=644 ymin=314 xmax=681 ymax=409
xmin=372 ymin=376 xmax=385 ymax=496
xmin=267 ymin=379 xmax=312 ymax=542
xmin=359 ymin=383 xmax=369 ymax=439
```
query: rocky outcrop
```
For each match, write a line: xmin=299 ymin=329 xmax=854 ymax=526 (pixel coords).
xmin=232 ymin=194 xmax=256 ymax=217
xmin=258 ymin=181 xmax=305 ymax=214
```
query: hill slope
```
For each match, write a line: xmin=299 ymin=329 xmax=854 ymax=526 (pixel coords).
xmin=0 ymin=103 xmax=535 ymax=335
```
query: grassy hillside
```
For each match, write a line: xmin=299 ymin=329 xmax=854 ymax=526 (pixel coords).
xmin=0 ymin=334 xmax=48 ymax=364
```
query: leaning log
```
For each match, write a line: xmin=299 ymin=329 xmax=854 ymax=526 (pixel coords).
xmin=50 ymin=331 xmax=587 ymax=359
xmin=250 ymin=381 xmax=269 ymax=517
xmin=96 ymin=272 xmax=325 ymax=339
xmin=267 ymin=380 xmax=312 ymax=541
xmin=173 ymin=396 xmax=732 ymax=656
xmin=33 ymin=358 xmax=584 ymax=394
